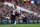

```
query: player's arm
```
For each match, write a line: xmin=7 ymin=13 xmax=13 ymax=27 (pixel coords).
xmin=13 ymin=10 xmax=16 ymax=13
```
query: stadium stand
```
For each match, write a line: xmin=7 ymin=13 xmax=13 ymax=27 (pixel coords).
xmin=0 ymin=0 xmax=40 ymax=24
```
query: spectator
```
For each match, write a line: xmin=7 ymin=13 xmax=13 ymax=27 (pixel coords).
xmin=6 ymin=15 xmax=10 ymax=19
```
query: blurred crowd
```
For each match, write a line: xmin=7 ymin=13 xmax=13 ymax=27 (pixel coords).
xmin=15 ymin=1 xmax=40 ymax=14
xmin=0 ymin=1 xmax=40 ymax=20
xmin=0 ymin=2 xmax=13 ymax=19
xmin=15 ymin=0 xmax=40 ymax=19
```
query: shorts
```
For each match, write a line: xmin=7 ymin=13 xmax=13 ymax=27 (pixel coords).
xmin=15 ymin=14 xmax=20 ymax=16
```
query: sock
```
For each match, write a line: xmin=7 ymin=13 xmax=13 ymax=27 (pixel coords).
xmin=14 ymin=21 xmax=16 ymax=24
xmin=14 ymin=21 xmax=16 ymax=25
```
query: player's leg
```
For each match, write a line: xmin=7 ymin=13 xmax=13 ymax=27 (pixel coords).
xmin=15 ymin=14 xmax=20 ymax=24
xmin=14 ymin=16 xmax=19 ymax=26
xmin=13 ymin=14 xmax=20 ymax=26
xmin=13 ymin=15 xmax=16 ymax=26
xmin=13 ymin=18 xmax=15 ymax=24
xmin=16 ymin=16 xmax=19 ymax=21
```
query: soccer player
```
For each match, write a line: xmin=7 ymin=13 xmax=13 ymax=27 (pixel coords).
xmin=13 ymin=5 xmax=21 ymax=26
xmin=11 ymin=8 xmax=16 ymax=24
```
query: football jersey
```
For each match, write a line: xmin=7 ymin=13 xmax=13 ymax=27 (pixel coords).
xmin=15 ymin=8 xmax=20 ymax=13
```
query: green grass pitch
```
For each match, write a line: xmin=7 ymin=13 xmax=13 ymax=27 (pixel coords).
xmin=0 ymin=24 xmax=40 ymax=27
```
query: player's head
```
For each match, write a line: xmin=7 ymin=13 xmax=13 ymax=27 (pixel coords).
xmin=14 ymin=4 xmax=17 ymax=9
